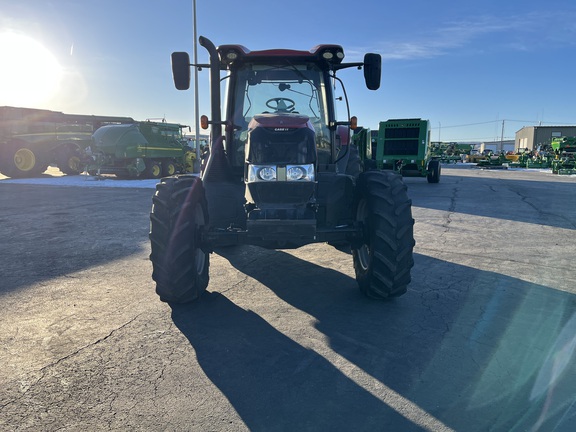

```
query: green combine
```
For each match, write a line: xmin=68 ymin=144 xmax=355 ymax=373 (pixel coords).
xmin=89 ymin=120 xmax=194 ymax=178
xmin=359 ymin=118 xmax=440 ymax=183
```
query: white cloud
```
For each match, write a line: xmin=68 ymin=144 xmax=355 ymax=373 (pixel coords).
xmin=375 ymin=11 xmax=576 ymax=61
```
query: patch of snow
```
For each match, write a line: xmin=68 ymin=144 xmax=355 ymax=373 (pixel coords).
xmin=0 ymin=173 xmax=162 ymax=189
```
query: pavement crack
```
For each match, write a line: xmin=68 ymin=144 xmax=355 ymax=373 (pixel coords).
xmin=218 ymin=273 xmax=251 ymax=294
xmin=439 ymin=185 xmax=459 ymax=235
xmin=512 ymin=188 xmax=576 ymax=229
xmin=4 ymin=313 xmax=144 ymax=408
xmin=45 ymin=314 xmax=142 ymax=367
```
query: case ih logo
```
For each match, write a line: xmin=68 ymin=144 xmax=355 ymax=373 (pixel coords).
xmin=274 ymin=127 xmax=290 ymax=132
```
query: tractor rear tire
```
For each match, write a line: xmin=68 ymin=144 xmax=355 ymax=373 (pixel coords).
xmin=149 ymin=175 xmax=210 ymax=303
xmin=352 ymin=170 xmax=415 ymax=299
xmin=427 ymin=160 xmax=441 ymax=183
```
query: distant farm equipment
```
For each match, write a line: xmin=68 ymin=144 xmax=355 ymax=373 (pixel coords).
xmin=502 ymin=148 xmax=553 ymax=169
xmin=0 ymin=107 xmax=197 ymax=179
xmin=550 ymin=137 xmax=576 ymax=175
xmin=362 ymin=118 xmax=441 ymax=183
xmin=0 ymin=106 xmax=133 ymax=178
xmin=466 ymin=148 xmax=487 ymax=164
xmin=475 ymin=150 xmax=509 ymax=168
xmin=430 ymin=142 xmax=474 ymax=163
xmin=88 ymin=120 xmax=194 ymax=178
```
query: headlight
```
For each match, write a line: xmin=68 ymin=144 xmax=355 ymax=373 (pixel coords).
xmin=258 ymin=166 xmax=277 ymax=181
xmin=287 ymin=164 xmax=315 ymax=181
xmin=248 ymin=165 xmax=277 ymax=182
xmin=247 ymin=164 xmax=315 ymax=182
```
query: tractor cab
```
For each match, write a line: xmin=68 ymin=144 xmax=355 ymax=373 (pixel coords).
xmin=227 ymin=61 xmax=332 ymax=170
xmin=215 ymin=43 xmax=378 ymax=180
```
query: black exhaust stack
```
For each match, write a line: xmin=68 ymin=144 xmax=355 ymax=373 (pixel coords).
xmin=199 ymin=36 xmax=222 ymax=139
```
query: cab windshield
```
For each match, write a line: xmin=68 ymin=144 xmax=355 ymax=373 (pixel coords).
xmin=230 ymin=63 xmax=332 ymax=166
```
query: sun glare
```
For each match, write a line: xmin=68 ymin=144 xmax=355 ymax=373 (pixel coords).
xmin=0 ymin=32 xmax=63 ymax=107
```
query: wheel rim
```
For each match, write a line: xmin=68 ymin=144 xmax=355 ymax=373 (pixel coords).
xmin=193 ymin=203 xmax=206 ymax=274
xmin=165 ymin=163 xmax=176 ymax=176
xmin=68 ymin=156 xmax=81 ymax=171
xmin=151 ymin=164 xmax=161 ymax=178
xmin=14 ymin=148 xmax=36 ymax=171
xmin=356 ymin=199 xmax=371 ymax=271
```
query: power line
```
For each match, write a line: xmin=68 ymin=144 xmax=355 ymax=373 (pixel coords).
xmin=430 ymin=118 xmax=574 ymax=130
xmin=431 ymin=120 xmax=499 ymax=129
xmin=437 ymin=136 xmax=516 ymax=142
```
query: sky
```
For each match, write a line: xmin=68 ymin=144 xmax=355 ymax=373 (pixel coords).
xmin=1 ymin=0 xmax=576 ymax=143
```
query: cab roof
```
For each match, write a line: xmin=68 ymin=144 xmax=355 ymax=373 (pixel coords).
xmin=216 ymin=44 xmax=345 ymax=69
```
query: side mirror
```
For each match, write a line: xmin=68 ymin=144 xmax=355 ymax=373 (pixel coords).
xmin=363 ymin=53 xmax=381 ymax=91
xmin=171 ymin=52 xmax=191 ymax=90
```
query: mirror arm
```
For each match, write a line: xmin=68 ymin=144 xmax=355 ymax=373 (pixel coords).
xmin=333 ymin=62 xmax=364 ymax=71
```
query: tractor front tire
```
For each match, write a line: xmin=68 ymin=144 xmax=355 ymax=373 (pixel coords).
xmin=149 ymin=175 xmax=210 ymax=303
xmin=352 ymin=170 xmax=415 ymax=299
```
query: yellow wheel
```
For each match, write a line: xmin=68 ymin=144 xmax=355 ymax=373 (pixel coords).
xmin=162 ymin=160 xmax=177 ymax=176
xmin=14 ymin=148 xmax=36 ymax=172
xmin=0 ymin=141 xmax=47 ymax=178
xmin=56 ymin=146 xmax=84 ymax=175
xmin=144 ymin=160 xmax=163 ymax=179
xmin=151 ymin=163 xmax=161 ymax=178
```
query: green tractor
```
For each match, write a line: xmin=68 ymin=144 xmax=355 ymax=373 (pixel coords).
xmin=0 ymin=106 xmax=133 ymax=178
xmin=148 ymin=36 xmax=415 ymax=304
xmin=360 ymin=118 xmax=440 ymax=183
xmin=551 ymin=137 xmax=576 ymax=174
xmin=89 ymin=120 xmax=194 ymax=178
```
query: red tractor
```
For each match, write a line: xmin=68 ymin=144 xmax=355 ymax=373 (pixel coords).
xmin=149 ymin=36 xmax=415 ymax=303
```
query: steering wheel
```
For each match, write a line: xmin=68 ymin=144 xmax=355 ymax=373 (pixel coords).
xmin=265 ymin=97 xmax=296 ymax=113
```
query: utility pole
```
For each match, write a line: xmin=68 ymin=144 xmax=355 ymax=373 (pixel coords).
xmin=500 ymin=119 xmax=505 ymax=152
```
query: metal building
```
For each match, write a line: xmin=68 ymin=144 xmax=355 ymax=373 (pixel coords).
xmin=516 ymin=125 xmax=576 ymax=151
xmin=479 ymin=140 xmax=515 ymax=153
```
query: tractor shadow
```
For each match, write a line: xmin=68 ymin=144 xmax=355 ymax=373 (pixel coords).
xmin=172 ymin=245 xmax=576 ymax=431
xmin=170 ymin=290 xmax=419 ymax=431
xmin=0 ymin=184 xmax=152 ymax=294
